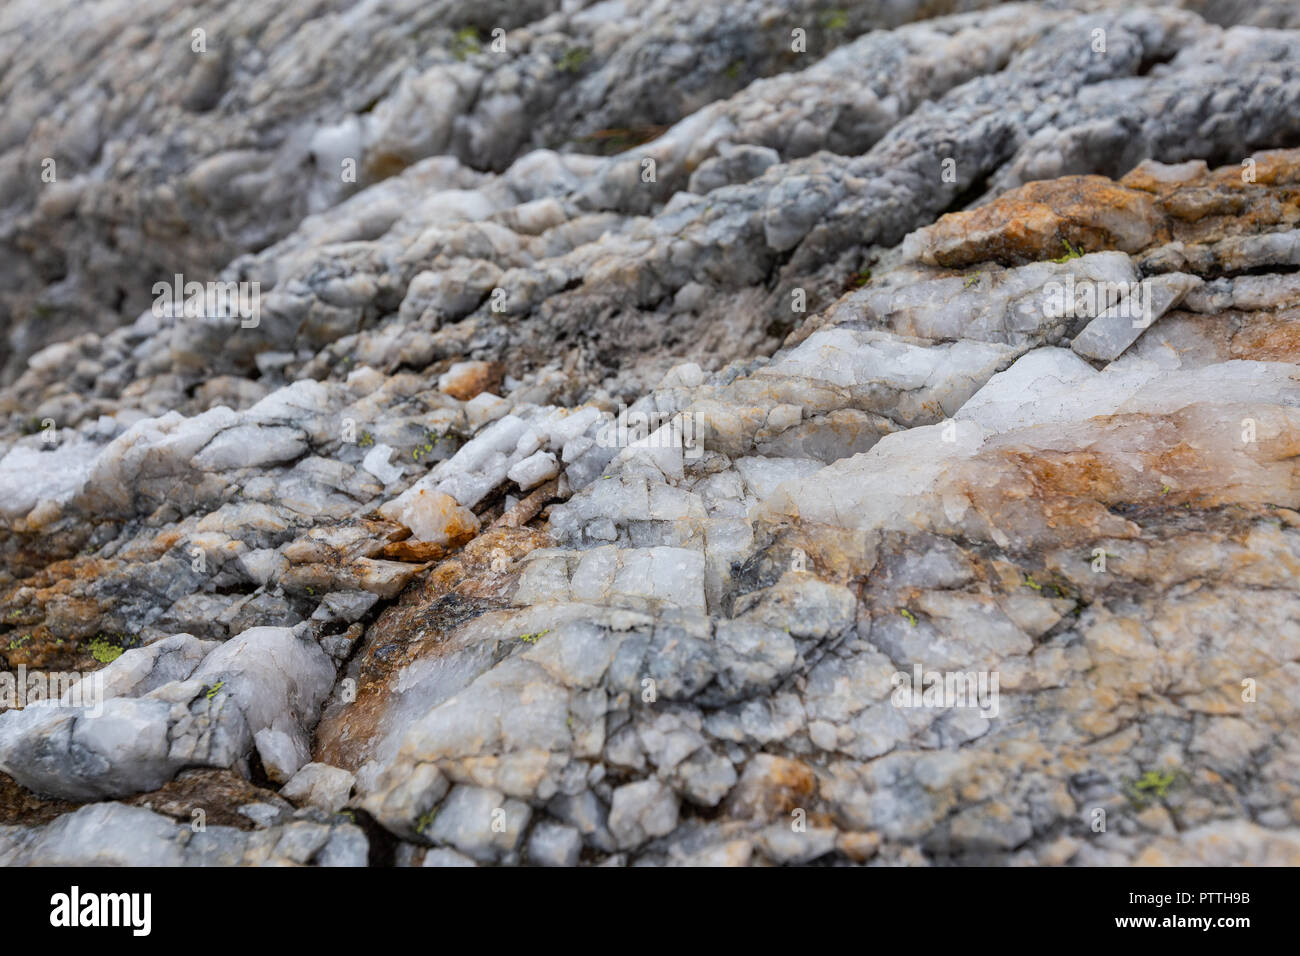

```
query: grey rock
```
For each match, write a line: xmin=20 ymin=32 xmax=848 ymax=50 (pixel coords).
xmin=527 ymin=821 xmax=583 ymax=866
xmin=281 ymin=762 xmax=357 ymax=813
xmin=608 ymin=780 xmax=680 ymax=850
xmin=422 ymin=848 xmax=478 ymax=867
xmin=1071 ymin=273 xmax=1203 ymax=362
xmin=426 ymin=785 xmax=532 ymax=862
xmin=0 ymin=802 xmax=366 ymax=867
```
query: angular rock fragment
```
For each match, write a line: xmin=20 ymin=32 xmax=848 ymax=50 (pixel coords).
xmin=1070 ymin=272 xmax=1203 ymax=362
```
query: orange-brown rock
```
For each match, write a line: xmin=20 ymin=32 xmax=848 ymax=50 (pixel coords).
xmin=910 ymin=149 xmax=1300 ymax=268
xmin=910 ymin=177 xmax=1167 ymax=267
xmin=437 ymin=361 xmax=505 ymax=402
xmin=723 ymin=754 xmax=819 ymax=821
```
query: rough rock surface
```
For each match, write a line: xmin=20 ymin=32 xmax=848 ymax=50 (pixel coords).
xmin=2 ymin=0 xmax=1300 ymax=866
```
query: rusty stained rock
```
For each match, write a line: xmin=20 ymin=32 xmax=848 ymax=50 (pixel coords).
xmin=907 ymin=151 xmax=1300 ymax=269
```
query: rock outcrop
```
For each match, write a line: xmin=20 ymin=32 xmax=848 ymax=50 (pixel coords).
xmin=2 ymin=0 xmax=1299 ymax=866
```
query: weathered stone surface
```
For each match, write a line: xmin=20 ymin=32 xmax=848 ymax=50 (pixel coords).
xmin=0 ymin=625 xmax=334 ymax=800
xmin=0 ymin=802 xmax=367 ymax=866
xmin=1070 ymin=273 xmax=1203 ymax=362
xmin=2 ymin=0 xmax=1299 ymax=867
